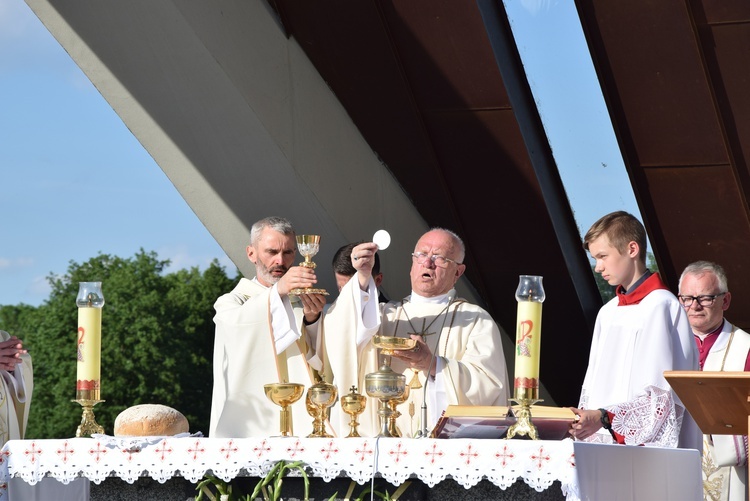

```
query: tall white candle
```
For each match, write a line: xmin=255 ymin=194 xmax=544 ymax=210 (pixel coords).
xmin=513 ymin=275 xmax=545 ymax=401
xmin=76 ymin=282 xmax=104 ymax=400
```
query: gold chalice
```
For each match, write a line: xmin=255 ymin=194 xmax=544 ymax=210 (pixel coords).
xmin=387 ymin=383 xmax=411 ymax=437
xmin=306 ymin=381 xmax=337 ymax=438
xmin=264 ymin=383 xmax=305 ymax=437
xmin=341 ymin=386 xmax=367 ymax=438
xmin=289 ymin=235 xmax=329 ymax=296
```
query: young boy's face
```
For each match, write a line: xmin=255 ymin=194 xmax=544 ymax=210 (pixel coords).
xmin=587 ymin=234 xmax=638 ymax=289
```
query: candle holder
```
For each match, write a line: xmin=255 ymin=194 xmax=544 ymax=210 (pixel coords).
xmin=506 ymin=275 xmax=545 ymax=440
xmin=73 ymin=398 xmax=105 ymax=437
xmin=75 ymin=281 xmax=105 ymax=437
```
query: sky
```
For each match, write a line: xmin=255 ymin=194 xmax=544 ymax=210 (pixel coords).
xmin=0 ymin=0 xmax=639 ymax=308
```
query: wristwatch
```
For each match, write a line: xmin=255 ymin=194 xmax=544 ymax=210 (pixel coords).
xmin=599 ymin=408 xmax=612 ymax=430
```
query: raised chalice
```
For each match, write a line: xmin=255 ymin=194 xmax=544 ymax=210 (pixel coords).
xmin=306 ymin=381 xmax=337 ymax=438
xmin=289 ymin=235 xmax=329 ymax=296
xmin=264 ymin=382 xmax=305 ymax=437
xmin=340 ymin=386 xmax=367 ymax=438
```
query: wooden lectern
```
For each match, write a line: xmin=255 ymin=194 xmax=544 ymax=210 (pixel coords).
xmin=665 ymin=370 xmax=750 ymax=500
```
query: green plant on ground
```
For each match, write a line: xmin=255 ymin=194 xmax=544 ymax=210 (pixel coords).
xmin=195 ymin=462 xmax=410 ymax=500
xmin=250 ymin=460 xmax=310 ymax=501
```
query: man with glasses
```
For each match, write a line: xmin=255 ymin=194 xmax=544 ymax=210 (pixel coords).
xmin=679 ymin=261 xmax=749 ymax=501
xmin=323 ymin=228 xmax=509 ymax=438
xmin=570 ymin=211 xmax=700 ymax=450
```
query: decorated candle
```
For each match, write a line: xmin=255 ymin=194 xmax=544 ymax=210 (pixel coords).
xmin=513 ymin=275 xmax=545 ymax=401
xmin=76 ymin=282 xmax=104 ymax=401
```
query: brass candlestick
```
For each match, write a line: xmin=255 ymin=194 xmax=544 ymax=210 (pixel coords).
xmin=264 ymin=382 xmax=305 ymax=437
xmin=289 ymin=235 xmax=328 ymax=296
xmin=506 ymin=387 xmax=541 ymax=440
xmin=306 ymin=381 xmax=337 ymax=438
xmin=73 ymin=397 xmax=105 ymax=437
xmin=341 ymin=386 xmax=366 ymax=438
xmin=507 ymin=275 xmax=545 ymax=440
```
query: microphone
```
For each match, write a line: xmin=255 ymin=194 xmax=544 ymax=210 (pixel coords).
xmin=415 ymin=331 xmax=443 ymax=438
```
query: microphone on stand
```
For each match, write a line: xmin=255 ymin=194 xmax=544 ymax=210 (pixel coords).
xmin=415 ymin=331 xmax=443 ymax=438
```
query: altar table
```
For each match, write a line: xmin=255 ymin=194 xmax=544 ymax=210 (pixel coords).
xmin=0 ymin=436 xmax=702 ymax=500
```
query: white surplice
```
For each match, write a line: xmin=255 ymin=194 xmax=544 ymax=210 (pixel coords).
xmin=579 ymin=289 xmax=701 ymax=449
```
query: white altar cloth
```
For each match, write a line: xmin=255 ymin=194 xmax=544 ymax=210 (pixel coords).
xmin=0 ymin=436 xmax=579 ymax=500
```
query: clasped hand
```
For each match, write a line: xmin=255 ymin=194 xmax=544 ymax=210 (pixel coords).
xmin=0 ymin=336 xmax=26 ymax=372
xmin=568 ymin=408 xmax=602 ymax=440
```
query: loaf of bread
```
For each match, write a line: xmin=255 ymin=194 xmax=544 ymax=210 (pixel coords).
xmin=114 ymin=404 xmax=189 ymax=437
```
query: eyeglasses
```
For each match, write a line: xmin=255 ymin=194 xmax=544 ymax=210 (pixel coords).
xmin=411 ymin=252 xmax=461 ymax=267
xmin=677 ymin=293 xmax=726 ymax=308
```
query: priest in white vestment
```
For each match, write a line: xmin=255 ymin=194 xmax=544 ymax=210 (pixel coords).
xmin=0 ymin=330 xmax=32 ymax=444
xmin=323 ymin=228 xmax=509 ymax=438
xmin=209 ymin=217 xmax=329 ymax=438
xmin=680 ymin=261 xmax=749 ymax=501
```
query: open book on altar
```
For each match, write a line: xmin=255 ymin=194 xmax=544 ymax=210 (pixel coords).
xmin=430 ymin=405 xmax=576 ymax=439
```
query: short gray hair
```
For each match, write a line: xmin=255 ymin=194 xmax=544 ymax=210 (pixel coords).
xmin=429 ymin=227 xmax=466 ymax=264
xmin=679 ymin=260 xmax=728 ymax=293
xmin=250 ymin=216 xmax=294 ymax=246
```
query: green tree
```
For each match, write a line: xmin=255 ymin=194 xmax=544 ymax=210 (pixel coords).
xmin=4 ymin=250 xmax=236 ymax=439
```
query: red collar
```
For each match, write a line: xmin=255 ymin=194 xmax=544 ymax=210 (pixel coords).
xmin=616 ymin=273 xmax=669 ymax=306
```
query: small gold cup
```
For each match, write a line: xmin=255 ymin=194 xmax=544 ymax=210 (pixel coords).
xmin=264 ymin=382 xmax=305 ymax=437
xmin=341 ymin=386 xmax=367 ymax=438
xmin=387 ymin=384 xmax=411 ymax=437
xmin=306 ymin=381 xmax=337 ymax=438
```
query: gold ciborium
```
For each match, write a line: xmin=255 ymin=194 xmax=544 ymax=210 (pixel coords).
xmin=340 ymin=386 xmax=366 ymax=438
xmin=264 ymin=382 xmax=305 ymax=437
xmin=306 ymin=381 xmax=337 ymax=438
xmin=365 ymin=336 xmax=414 ymax=437
xmin=365 ymin=367 xmax=406 ymax=438
xmin=289 ymin=235 xmax=328 ymax=296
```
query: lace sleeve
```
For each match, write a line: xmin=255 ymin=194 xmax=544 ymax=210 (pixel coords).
xmin=608 ymin=385 xmax=682 ymax=447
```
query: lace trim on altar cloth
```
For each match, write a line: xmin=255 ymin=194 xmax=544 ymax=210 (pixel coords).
xmin=90 ymin=432 xmax=202 ymax=452
xmin=580 ymin=385 xmax=681 ymax=447
xmin=0 ymin=437 xmax=580 ymax=501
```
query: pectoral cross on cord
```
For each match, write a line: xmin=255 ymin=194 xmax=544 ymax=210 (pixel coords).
xmin=401 ymin=300 xmax=453 ymax=389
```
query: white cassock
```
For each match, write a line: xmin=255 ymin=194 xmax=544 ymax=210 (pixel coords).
xmin=702 ymin=322 xmax=750 ymax=501
xmin=579 ymin=289 xmax=701 ymax=449
xmin=0 ymin=330 xmax=32 ymax=444
xmin=323 ymin=277 xmax=509 ymax=438
xmin=209 ymin=278 xmax=330 ymax=438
